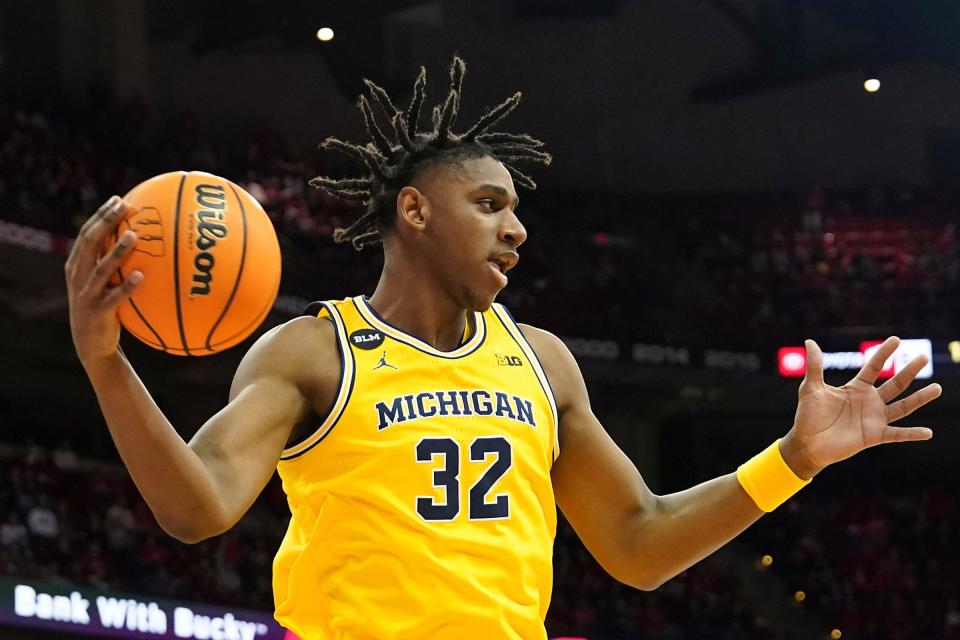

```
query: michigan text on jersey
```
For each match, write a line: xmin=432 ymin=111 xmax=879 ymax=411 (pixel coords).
xmin=375 ymin=390 xmax=536 ymax=430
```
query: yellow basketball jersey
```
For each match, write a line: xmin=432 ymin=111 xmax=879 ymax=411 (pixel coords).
xmin=273 ymin=296 xmax=560 ymax=640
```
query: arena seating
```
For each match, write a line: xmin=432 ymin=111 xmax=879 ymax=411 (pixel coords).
xmin=0 ymin=439 xmax=785 ymax=639
xmin=3 ymin=93 xmax=958 ymax=639
xmin=2 ymin=95 xmax=957 ymax=348
xmin=744 ymin=485 xmax=960 ymax=640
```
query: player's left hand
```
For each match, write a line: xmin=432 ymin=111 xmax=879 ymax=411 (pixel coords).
xmin=780 ymin=336 xmax=942 ymax=478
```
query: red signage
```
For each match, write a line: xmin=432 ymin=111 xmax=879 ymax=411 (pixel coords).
xmin=859 ymin=341 xmax=895 ymax=379
xmin=778 ymin=347 xmax=807 ymax=377
xmin=778 ymin=339 xmax=934 ymax=379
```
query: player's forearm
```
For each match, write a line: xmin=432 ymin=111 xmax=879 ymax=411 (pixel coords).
xmin=630 ymin=473 xmax=763 ymax=589
xmin=83 ymin=350 xmax=226 ymax=543
xmin=625 ymin=433 xmax=822 ymax=589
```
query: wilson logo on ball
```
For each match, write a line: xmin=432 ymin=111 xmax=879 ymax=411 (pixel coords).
xmin=190 ymin=183 xmax=229 ymax=296
xmin=109 ymin=171 xmax=280 ymax=356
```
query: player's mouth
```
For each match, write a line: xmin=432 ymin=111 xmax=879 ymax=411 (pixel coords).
xmin=487 ymin=251 xmax=519 ymax=288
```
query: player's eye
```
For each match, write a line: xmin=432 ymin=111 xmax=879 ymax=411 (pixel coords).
xmin=478 ymin=199 xmax=498 ymax=210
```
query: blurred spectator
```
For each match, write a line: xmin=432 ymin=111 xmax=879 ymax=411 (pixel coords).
xmin=0 ymin=514 xmax=28 ymax=549
xmin=745 ymin=485 xmax=960 ymax=640
xmin=2 ymin=95 xmax=958 ymax=346
xmin=0 ymin=437 xmax=795 ymax=639
xmin=26 ymin=496 xmax=58 ymax=539
xmin=52 ymin=439 xmax=79 ymax=471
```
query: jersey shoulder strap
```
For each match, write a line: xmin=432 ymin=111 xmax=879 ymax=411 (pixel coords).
xmin=280 ymin=298 xmax=356 ymax=460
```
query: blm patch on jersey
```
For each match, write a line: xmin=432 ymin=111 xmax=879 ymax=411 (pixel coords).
xmin=350 ymin=328 xmax=385 ymax=350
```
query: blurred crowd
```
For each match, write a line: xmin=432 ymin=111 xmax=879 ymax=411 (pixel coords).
xmin=661 ymin=189 xmax=960 ymax=345
xmin=747 ymin=485 xmax=960 ymax=640
xmin=9 ymin=434 xmax=958 ymax=639
xmin=2 ymin=92 xmax=958 ymax=347
xmin=0 ymin=438 xmax=788 ymax=639
xmin=0 ymin=439 xmax=284 ymax=609
xmin=549 ymin=515 xmax=785 ymax=640
xmin=3 ymin=93 xmax=958 ymax=638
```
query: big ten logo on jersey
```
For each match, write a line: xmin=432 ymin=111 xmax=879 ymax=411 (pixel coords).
xmin=350 ymin=328 xmax=385 ymax=350
xmin=496 ymin=353 xmax=523 ymax=367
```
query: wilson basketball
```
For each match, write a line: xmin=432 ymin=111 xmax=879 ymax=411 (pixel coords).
xmin=104 ymin=171 xmax=282 ymax=356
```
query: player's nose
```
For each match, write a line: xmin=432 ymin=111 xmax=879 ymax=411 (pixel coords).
xmin=499 ymin=210 xmax=527 ymax=249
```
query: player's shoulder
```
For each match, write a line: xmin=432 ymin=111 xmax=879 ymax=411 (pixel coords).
xmin=264 ymin=310 xmax=335 ymax=347
xmin=513 ymin=322 xmax=583 ymax=413
xmin=507 ymin=311 xmax=562 ymax=352
xmin=515 ymin=322 xmax=565 ymax=355
xmin=514 ymin=322 xmax=579 ymax=375
xmin=237 ymin=310 xmax=338 ymax=383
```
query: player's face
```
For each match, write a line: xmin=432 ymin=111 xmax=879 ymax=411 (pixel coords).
xmin=422 ymin=155 xmax=526 ymax=311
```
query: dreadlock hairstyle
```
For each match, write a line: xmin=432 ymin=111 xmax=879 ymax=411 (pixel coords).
xmin=310 ymin=56 xmax=552 ymax=250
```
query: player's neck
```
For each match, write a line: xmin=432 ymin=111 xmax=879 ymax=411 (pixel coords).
xmin=368 ymin=259 xmax=469 ymax=352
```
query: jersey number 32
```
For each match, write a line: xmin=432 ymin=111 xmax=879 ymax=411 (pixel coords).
xmin=415 ymin=436 xmax=512 ymax=521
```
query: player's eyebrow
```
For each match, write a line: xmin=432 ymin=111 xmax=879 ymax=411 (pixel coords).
xmin=477 ymin=184 xmax=520 ymax=209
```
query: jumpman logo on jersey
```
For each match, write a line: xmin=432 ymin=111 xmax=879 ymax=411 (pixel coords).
xmin=373 ymin=351 xmax=398 ymax=371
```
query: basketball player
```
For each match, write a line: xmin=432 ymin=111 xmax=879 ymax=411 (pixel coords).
xmin=65 ymin=58 xmax=942 ymax=639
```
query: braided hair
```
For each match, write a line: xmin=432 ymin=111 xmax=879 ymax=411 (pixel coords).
xmin=310 ymin=56 xmax=551 ymax=250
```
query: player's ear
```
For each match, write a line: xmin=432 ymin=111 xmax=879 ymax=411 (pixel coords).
xmin=396 ymin=186 xmax=429 ymax=233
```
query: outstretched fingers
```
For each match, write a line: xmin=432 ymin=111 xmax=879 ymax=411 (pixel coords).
xmin=800 ymin=339 xmax=824 ymax=392
xmin=852 ymin=336 xmax=900 ymax=387
xmin=880 ymin=425 xmax=934 ymax=444
xmin=877 ymin=355 xmax=929 ymax=402
xmin=885 ymin=383 xmax=943 ymax=423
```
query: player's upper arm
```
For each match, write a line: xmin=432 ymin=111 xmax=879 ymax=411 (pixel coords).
xmin=187 ymin=315 xmax=340 ymax=537
xmin=519 ymin=324 xmax=660 ymax=589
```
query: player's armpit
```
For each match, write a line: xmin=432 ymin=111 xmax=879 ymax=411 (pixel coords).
xmin=518 ymin=325 xmax=662 ymax=590
xmin=185 ymin=315 xmax=340 ymax=541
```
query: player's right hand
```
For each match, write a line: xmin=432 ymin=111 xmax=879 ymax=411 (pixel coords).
xmin=65 ymin=195 xmax=143 ymax=366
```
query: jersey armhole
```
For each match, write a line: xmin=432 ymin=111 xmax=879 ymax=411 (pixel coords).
xmin=491 ymin=304 xmax=560 ymax=462
xmin=279 ymin=301 xmax=356 ymax=460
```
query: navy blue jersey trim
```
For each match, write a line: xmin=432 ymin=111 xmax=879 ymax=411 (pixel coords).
xmin=352 ymin=296 xmax=486 ymax=359
xmin=301 ymin=301 xmax=325 ymax=317
xmin=280 ymin=301 xmax=355 ymax=459
xmin=496 ymin=306 xmax=559 ymax=410
xmin=492 ymin=304 xmax=561 ymax=460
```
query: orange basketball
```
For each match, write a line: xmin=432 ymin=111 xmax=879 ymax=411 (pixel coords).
xmin=103 ymin=171 xmax=281 ymax=356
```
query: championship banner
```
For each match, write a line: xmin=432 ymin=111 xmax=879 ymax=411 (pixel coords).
xmin=0 ymin=577 xmax=293 ymax=639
